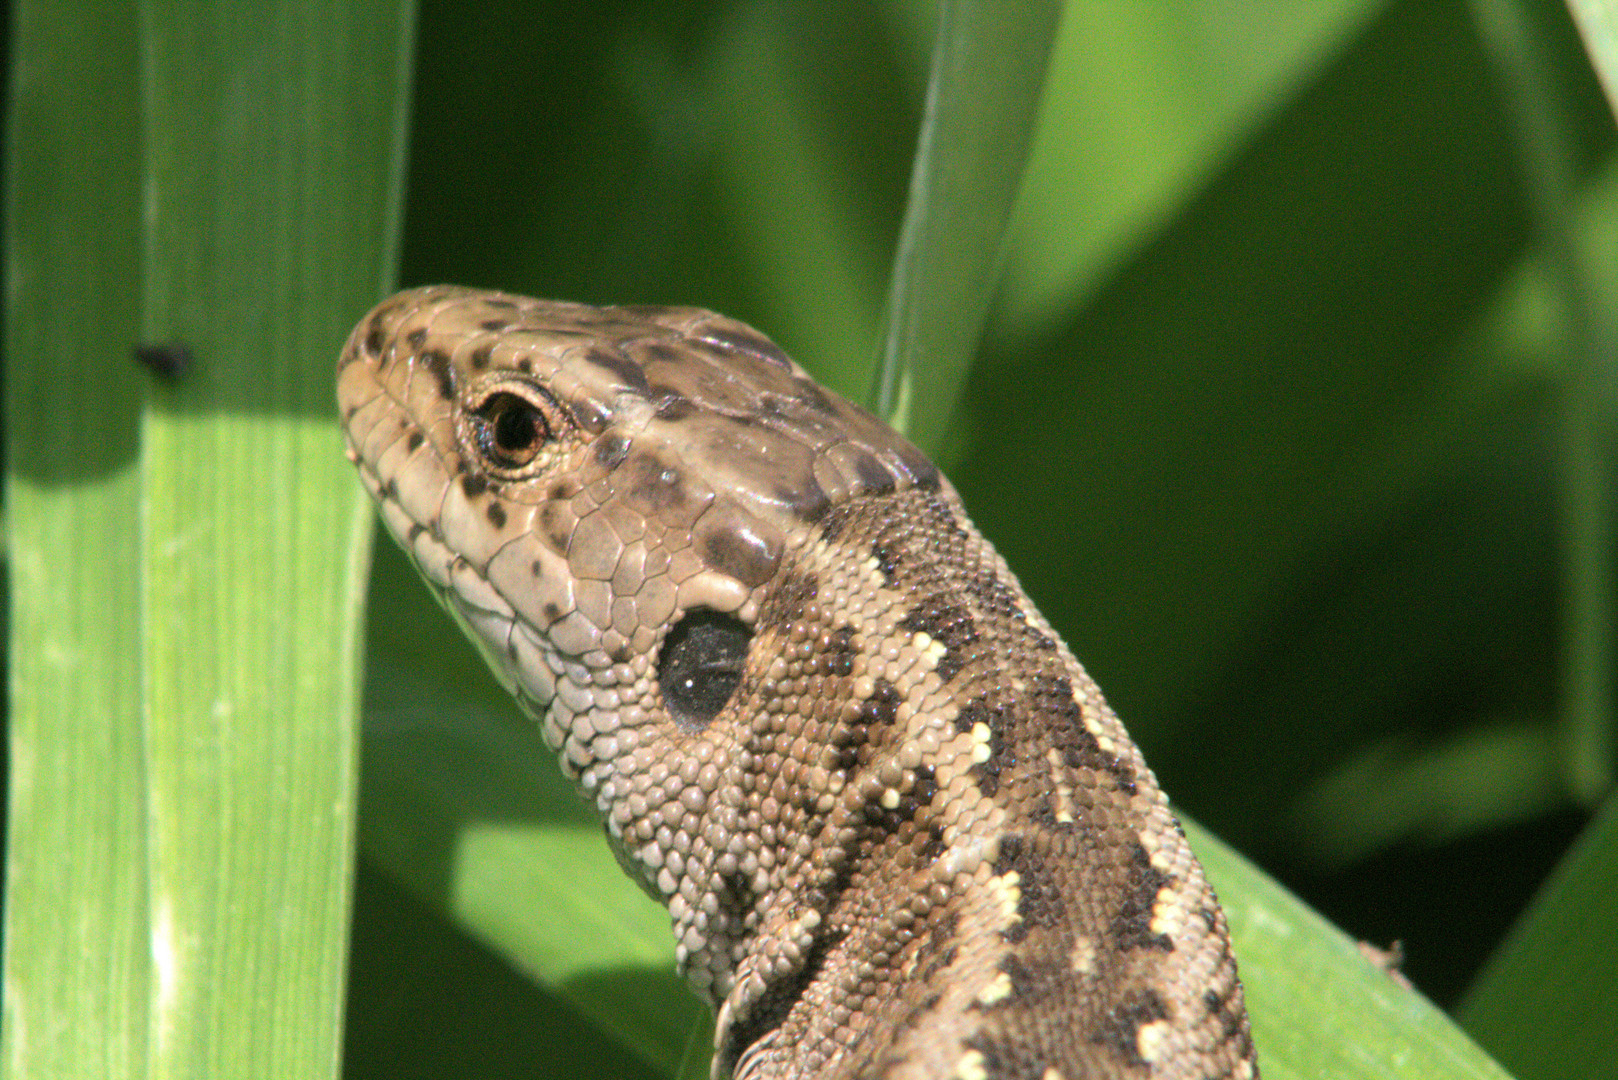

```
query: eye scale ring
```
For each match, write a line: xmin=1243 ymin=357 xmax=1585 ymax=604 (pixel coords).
xmin=462 ymin=382 xmax=567 ymax=479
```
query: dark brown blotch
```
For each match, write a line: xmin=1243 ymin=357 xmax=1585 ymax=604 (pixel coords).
xmin=1030 ymin=793 xmax=1082 ymax=834
xmin=651 ymin=388 xmax=696 ymax=421
xmin=418 ymin=348 xmax=455 ymax=400
xmin=405 ymin=327 xmax=428 ymax=349
xmin=816 ymin=503 xmax=851 ymax=545
xmin=1113 ymin=842 xmax=1174 ymax=953
xmin=641 ymin=341 xmax=684 ymax=366
xmin=861 ymin=679 xmax=901 ymax=727
xmin=828 ymin=678 xmax=900 ymax=772
xmin=818 ymin=626 xmax=857 ymax=678
xmin=907 ymin=764 xmax=938 ymax=814
xmin=870 ymin=538 xmax=903 ymax=584
xmin=1095 ymin=990 xmax=1170 ymax=1069
xmin=977 ymin=953 xmax=1061 ymax=1012
xmin=972 ymin=725 xmax=1009 ymax=797
xmin=773 ymin=476 xmax=831 ymax=524
xmin=916 ymin=822 xmax=947 ymax=863
xmin=486 ymin=502 xmax=507 ymax=528
xmin=993 ymin=834 xmax=1065 ymax=942
xmin=954 ymin=698 xmax=991 ymax=736
xmin=955 ymin=695 xmax=1011 ymax=797
xmin=582 ymin=346 xmax=651 ymax=396
xmin=1036 ymin=675 xmax=1136 ymax=792
xmin=699 ymin=522 xmax=780 ymax=588
xmin=964 ymin=569 xmax=1020 ymax=619
xmin=539 ymin=503 xmax=571 ymax=553
xmin=959 ymin=1032 xmax=1045 ymax=1080
xmin=363 ymin=311 xmax=389 ymax=357
xmin=1203 ymin=984 xmax=1247 ymax=1040
xmin=406 ymin=431 xmax=424 ymax=452
xmin=914 ymin=913 xmax=960 ymax=984
xmin=622 ymin=453 xmax=691 ymax=515
xmin=862 ymin=759 xmax=935 ymax=837
xmin=479 ymin=318 xmax=511 ymax=332
xmin=461 ymin=473 xmax=489 ymax=498
xmin=895 ymin=442 xmax=941 ymax=492
xmin=850 ymin=453 xmax=896 ymax=496
xmin=595 ymin=432 xmax=632 ymax=469
xmin=755 ymin=568 xmax=818 ymax=630
xmin=469 ymin=343 xmax=494 ymax=370
xmin=898 ymin=594 xmax=978 ymax=682
xmin=696 ymin=323 xmax=794 ymax=369
xmin=793 ymin=380 xmax=837 ymax=416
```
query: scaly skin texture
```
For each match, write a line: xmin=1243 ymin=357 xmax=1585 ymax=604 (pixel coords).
xmin=338 ymin=286 xmax=1258 ymax=1080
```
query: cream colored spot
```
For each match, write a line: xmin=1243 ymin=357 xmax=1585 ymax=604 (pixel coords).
xmin=953 ymin=1048 xmax=987 ymax=1080
xmin=986 ymin=870 xmax=1022 ymax=929
xmin=971 ymin=722 xmax=993 ymax=763
xmin=976 ymin=970 xmax=1013 ymax=1006
xmin=1150 ymin=885 xmax=1188 ymax=938
xmin=1136 ymin=1019 xmax=1171 ymax=1063
xmin=1045 ymin=748 xmax=1075 ymax=823
xmin=1070 ymin=935 xmax=1097 ymax=975
xmin=1042 ymin=1069 xmax=1067 ymax=1080
xmin=1139 ymin=831 xmax=1176 ymax=872
xmin=913 ymin=630 xmax=947 ymax=666
xmin=880 ymin=788 xmax=901 ymax=810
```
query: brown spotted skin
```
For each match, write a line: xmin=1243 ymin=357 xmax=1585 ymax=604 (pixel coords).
xmin=339 ymin=286 xmax=1258 ymax=1080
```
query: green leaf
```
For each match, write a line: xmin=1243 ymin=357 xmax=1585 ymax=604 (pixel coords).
xmin=3 ymin=5 xmax=146 ymax=1074
xmin=1192 ymin=821 xmax=1515 ymax=1080
xmin=1565 ymin=0 xmax=1618 ymax=121
xmin=4 ymin=3 xmax=414 ymax=1077
xmin=1468 ymin=0 xmax=1615 ymax=805
xmin=873 ymin=0 xmax=1062 ymax=451
xmin=1458 ymin=793 xmax=1618 ymax=1080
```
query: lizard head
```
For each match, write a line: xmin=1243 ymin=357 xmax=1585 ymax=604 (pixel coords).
xmin=338 ymin=284 xmax=941 ymax=1002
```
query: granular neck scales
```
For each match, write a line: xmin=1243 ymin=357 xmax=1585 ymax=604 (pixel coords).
xmin=339 ymin=286 xmax=1257 ymax=1080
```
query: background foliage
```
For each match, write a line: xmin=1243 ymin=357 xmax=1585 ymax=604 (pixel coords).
xmin=5 ymin=1 xmax=1616 ymax=1078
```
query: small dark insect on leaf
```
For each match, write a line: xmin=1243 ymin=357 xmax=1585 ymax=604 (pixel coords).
xmin=134 ymin=342 xmax=194 ymax=380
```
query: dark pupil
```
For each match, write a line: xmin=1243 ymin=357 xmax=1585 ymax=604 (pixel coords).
xmin=493 ymin=400 xmax=538 ymax=452
xmin=658 ymin=609 xmax=752 ymax=729
xmin=477 ymin=392 xmax=546 ymax=466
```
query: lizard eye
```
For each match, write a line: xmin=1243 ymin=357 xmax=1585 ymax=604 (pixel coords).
xmin=467 ymin=387 xmax=559 ymax=475
xmin=659 ymin=608 xmax=752 ymax=730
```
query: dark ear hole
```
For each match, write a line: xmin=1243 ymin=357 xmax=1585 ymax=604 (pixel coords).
xmin=659 ymin=608 xmax=752 ymax=729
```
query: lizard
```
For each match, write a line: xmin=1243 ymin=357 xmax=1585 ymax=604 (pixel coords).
xmin=338 ymin=285 xmax=1258 ymax=1080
